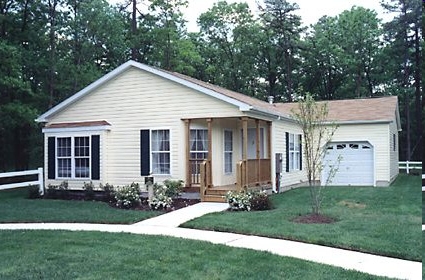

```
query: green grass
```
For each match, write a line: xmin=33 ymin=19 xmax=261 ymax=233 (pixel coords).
xmin=183 ymin=174 xmax=421 ymax=261
xmin=0 ymin=230 xmax=390 ymax=280
xmin=423 ymin=232 xmax=425 ymax=280
xmin=0 ymin=188 xmax=159 ymax=224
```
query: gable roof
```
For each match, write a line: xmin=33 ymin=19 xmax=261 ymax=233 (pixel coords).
xmin=36 ymin=60 xmax=400 ymax=129
xmin=35 ymin=60 xmax=286 ymax=123
xmin=275 ymin=96 xmax=401 ymax=128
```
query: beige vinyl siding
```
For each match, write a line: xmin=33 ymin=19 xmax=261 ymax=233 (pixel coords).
xmin=331 ymin=123 xmax=391 ymax=186
xmin=46 ymin=68 xmax=243 ymax=187
xmin=389 ymin=119 xmax=399 ymax=183
xmin=272 ymin=120 xmax=307 ymax=191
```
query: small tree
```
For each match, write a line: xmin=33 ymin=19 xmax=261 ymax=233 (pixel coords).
xmin=291 ymin=93 xmax=339 ymax=214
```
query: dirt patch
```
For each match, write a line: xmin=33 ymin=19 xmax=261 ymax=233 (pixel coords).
xmin=337 ymin=200 xmax=366 ymax=209
xmin=292 ymin=213 xmax=337 ymax=224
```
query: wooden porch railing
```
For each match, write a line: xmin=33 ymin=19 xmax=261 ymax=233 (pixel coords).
xmin=199 ymin=160 xmax=212 ymax=201
xmin=236 ymin=159 xmax=271 ymax=191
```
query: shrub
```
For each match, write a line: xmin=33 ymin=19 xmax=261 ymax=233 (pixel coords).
xmin=163 ymin=179 xmax=184 ymax=198
xmin=225 ymin=191 xmax=253 ymax=211
xmin=57 ymin=181 xmax=69 ymax=199
xmin=83 ymin=181 xmax=95 ymax=201
xmin=100 ymin=183 xmax=115 ymax=203
xmin=45 ymin=184 xmax=58 ymax=199
xmin=250 ymin=191 xmax=272 ymax=211
xmin=148 ymin=183 xmax=173 ymax=210
xmin=27 ymin=185 xmax=42 ymax=199
xmin=114 ymin=183 xmax=140 ymax=209
xmin=45 ymin=181 xmax=68 ymax=199
xmin=226 ymin=190 xmax=272 ymax=211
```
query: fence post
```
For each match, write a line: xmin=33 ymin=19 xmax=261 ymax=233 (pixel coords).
xmin=406 ymin=161 xmax=409 ymax=174
xmin=37 ymin=167 xmax=44 ymax=195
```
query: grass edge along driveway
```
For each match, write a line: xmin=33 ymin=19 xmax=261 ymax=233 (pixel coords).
xmin=183 ymin=174 xmax=421 ymax=261
xmin=0 ymin=230 xmax=391 ymax=280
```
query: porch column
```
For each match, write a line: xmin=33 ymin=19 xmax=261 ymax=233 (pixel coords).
xmin=241 ymin=117 xmax=249 ymax=188
xmin=184 ymin=119 xmax=191 ymax=187
xmin=241 ymin=117 xmax=248 ymax=161
xmin=207 ymin=118 xmax=213 ymax=187
xmin=256 ymin=119 xmax=261 ymax=182
xmin=267 ymin=121 xmax=272 ymax=159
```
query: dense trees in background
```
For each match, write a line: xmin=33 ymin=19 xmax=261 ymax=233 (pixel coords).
xmin=0 ymin=0 xmax=422 ymax=171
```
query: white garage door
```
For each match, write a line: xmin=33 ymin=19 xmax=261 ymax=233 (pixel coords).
xmin=321 ymin=142 xmax=374 ymax=186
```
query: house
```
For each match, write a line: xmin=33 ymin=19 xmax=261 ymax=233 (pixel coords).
xmin=276 ymin=97 xmax=401 ymax=186
xmin=36 ymin=60 xmax=400 ymax=201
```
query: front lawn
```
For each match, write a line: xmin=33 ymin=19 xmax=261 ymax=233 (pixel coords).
xmin=183 ymin=174 xmax=421 ymax=261
xmin=0 ymin=188 xmax=159 ymax=224
xmin=0 ymin=230 xmax=389 ymax=280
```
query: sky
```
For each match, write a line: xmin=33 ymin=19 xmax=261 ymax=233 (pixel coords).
xmin=182 ymin=0 xmax=393 ymax=32
xmin=109 ymin=0 xmax=394 ymax=32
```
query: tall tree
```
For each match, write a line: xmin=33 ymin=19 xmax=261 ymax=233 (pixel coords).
xmin=258 ymin=0 xmax=304 ymax=102
xmin=197 ymin=1 xmax=257 ymax=95
xmin=149 ymin=0 xmax=188 ymax=70
xmin=381 ymin=0 xmax=422 ymax=161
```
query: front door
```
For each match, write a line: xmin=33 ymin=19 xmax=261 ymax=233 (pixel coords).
xmin=242 ymin=128 xmax=264 ymax=159
xmin=189 ymin=129 xmax=208 ymax=185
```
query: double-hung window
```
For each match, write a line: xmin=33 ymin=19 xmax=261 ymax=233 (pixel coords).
xmin=224 ymin=130 xmax=233 ymax=174
xmin=56 ymin=136 xmax=90 ymax=179
xmin=151 ymin=130 xmax=170 ymax=175
xmin=288 ymin=133 xmax=301 ymax=171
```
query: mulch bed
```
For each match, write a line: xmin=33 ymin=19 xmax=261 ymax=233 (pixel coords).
xmin=291 ymin=213 xmax=337 ymax=224
xmin=41 ymin=190 xmax=200 ymax=212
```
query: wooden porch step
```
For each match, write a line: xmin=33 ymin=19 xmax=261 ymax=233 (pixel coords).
xmin=202 ymin=194 xmax=226 ymax=203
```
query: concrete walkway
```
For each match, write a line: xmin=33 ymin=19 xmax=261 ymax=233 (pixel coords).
xmin=0 ymin=203 xmax=421 ymax=280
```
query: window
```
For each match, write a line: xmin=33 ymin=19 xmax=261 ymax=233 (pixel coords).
xmin=224 ymin=130 xmax=233 ymax=173
xmin=57 ymin=137 xmax=71 ymax=178
xmin=190 ymin=129 xmax=208 ymax=161
xmin=190 ymin=129 xmax=208 ymax=177
xmin=151 ymin=130 xmax=170 ymax=175
xmin=56 ymin=136 xmax=90 ymax=179
xmin=75 ymin=137 xmax=90 ymax=178
xmin=288 ymin=133 xmax=301 ymax=171
xmin=393 ymin=134 xmax=396 ymax=152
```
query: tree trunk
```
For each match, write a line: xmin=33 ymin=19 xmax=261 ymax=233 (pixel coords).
xmin=413 ymin=27 xmax=422 ymax=160
xmin=131 ymin=0 xmax=137 ymax=60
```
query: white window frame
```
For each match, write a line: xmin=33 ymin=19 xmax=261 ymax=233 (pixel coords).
xmin=56 ymin=136 xmax=91 ymax=180
xmin=224 ymin=129 xmax=233 ymax=174
xmin=289 ymin=133 xmax=300 ymax=171
xmin=151 ymin=129 xmax=171 ymax=175
xmin=190 ymin=128 xmax=208 ymax=161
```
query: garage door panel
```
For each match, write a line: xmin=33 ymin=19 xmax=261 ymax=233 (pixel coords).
xmin=322 ymin=142 xmax=374 ymax=186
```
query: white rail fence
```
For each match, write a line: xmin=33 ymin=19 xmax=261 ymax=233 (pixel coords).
xmin=0 ymin=168 xmax=44 ymax=195
xmin=398 ymin=161 xmax=422 ymax=174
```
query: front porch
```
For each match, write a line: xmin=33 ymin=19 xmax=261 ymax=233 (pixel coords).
xmin=182 ymin=116 xmax=273 ymax=202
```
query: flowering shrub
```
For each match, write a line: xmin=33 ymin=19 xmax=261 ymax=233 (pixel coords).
xmin=226 ymin=190 xmax=272 ymax=211
xmin=225 ymin=191 xmax=253 ymax=211
xmin=148 ymin=183 xmax=173 ymax=210
xmin=114 ymin=183 xmax=141 ymax=209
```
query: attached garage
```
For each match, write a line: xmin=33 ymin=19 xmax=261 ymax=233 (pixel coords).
xmin=322 ymin=142 xmax=374 ymax=186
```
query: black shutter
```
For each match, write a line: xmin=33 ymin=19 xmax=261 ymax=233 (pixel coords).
xmin=299 ymin=134 xmax=302 ymax=170
xmin=140 ymin=130 xmax=150 ymax=176
xmin=47 ymin=137 xmax=56 ymax=179
xmin=91 ymin=135 xmax=100 ymax=180
xmin=285 ymin=132 xmax=289 ymax=172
